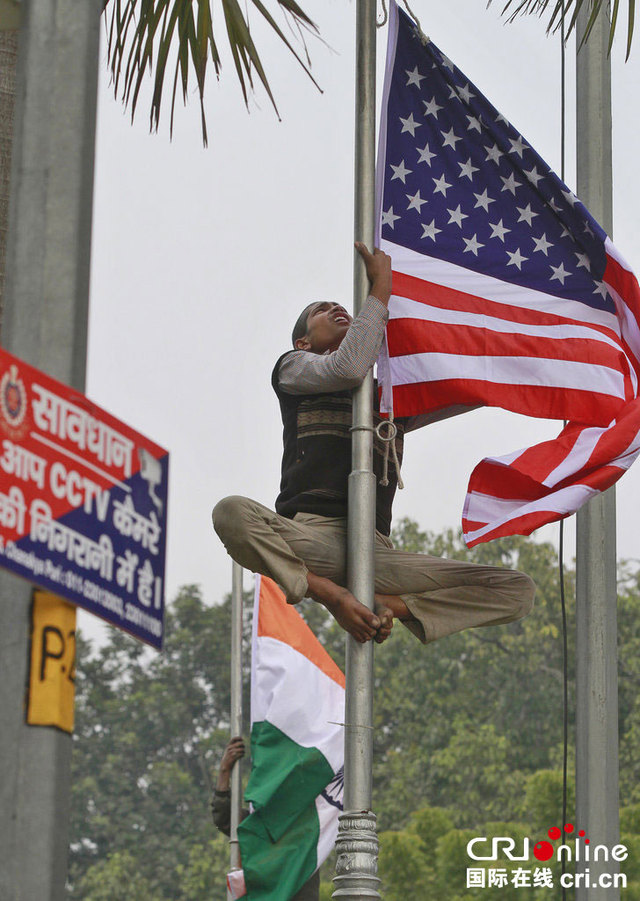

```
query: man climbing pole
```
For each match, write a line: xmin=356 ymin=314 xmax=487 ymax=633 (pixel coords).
xmin=213 ymin=242 xmax=535 ymax=645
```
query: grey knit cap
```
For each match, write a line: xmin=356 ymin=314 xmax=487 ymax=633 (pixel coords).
xmin=291 ymin=302 xmax=317 ymax=347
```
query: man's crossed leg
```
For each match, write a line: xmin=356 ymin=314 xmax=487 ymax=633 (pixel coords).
xmin=212 ymin=495 xmax=535 ymax=644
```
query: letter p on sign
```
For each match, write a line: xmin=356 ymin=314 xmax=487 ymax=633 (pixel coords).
xmin=27 ymin=591 xmax=76 ymax=733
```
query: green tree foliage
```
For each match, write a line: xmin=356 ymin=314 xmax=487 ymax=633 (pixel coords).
xmin=69 ymin=522 xmax=640 ymax=898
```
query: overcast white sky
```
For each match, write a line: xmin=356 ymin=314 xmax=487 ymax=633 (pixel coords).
xmin=81 ymin=0 xmax=640 ymax=643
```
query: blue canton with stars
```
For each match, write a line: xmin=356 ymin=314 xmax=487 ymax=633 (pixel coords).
xmin=381 ymin=8 xmax=614 ymax=314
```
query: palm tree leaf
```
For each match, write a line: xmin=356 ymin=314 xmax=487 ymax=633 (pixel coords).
xmin=492 ymin=0 xmax=637 ymax=58
xmin=102 ymin=0 xmax=320 ymax=144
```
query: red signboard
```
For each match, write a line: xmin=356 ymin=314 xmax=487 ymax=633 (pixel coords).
xmin=0 ymin=348 xmax=168 ymax=648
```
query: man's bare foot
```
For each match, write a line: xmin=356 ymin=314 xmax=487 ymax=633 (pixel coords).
xmin=306 ymin=572 xmax=380 ymax=643
xmin=373 ymin=601 xmax=394 ymax=643
xmin=375 ymin=594 xmax=418 ymax=625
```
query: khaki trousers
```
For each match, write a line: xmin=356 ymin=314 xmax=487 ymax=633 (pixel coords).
xmin=212 ymin=496 xmax=535 ymax=644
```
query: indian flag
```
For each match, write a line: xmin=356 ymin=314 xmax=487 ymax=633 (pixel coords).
xmin=236 ymin=575 xmax=345 ymax=900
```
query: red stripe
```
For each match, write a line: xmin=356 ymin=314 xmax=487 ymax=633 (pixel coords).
xmin=604 ymin=254 xmax=640 ymax=323
xmin=390 ymin=379 xmax=622 ymax=425
xmin=386 ymin=318 xmax=627 ymax=371
xmin=467 ymin=459 xmax=548 ymax=502
xmin=391 ymin=269 xmax=621 ymax=341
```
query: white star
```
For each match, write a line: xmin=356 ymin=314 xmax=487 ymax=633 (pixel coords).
xmin=441 ymin=53 xmax=456 ymax=71
xmin=496 ymin=112 xmax=510 ymax=125
xmin=532 ymin=233 xmax=553 ymax=255
xmin=447 ymin=205 xmax=468 ymax=228
xmin=390 ymin=160 xmax=412 ymax=184
xmin=593 ymin=281 xmax=610 ymax=299
xmin=406 ymin=190 xmax=427 ymax=213
xmin=575 ymin=252 xmax=591 ymax=270
xmin=457 ymin=83 xmax=474 ymax=103
xmin=381 ymin=207 xmax=401 ymax=229
xmin=548 ymin=198 xmax=562 ymax=213
xmin=421 ymin=219 xmax=441 ymax=241
xmin=500 ymin=173 xmax=521 ymax=195
xmin=485 ymin=143 xmax=503 ymax=165
xmin=417 ymin=143 xmax=436 ymax=166
xmin=463 ymin=234 xmax=484 ymax=256
xmin=524 ymin=166 xmax=544 ymax=187
xmin=509 ymin=135 xmax=528 ymax=157
xmin=560 ymin=226 xmax=571 ymax=239
xmin=441 ymin=127 xmax=462 ymax=150
xmin=423 ymin=97 xmax=443 ymax=119
xmin=550 ymin=263 xmax=571 ymax=285
xmin=458 ymin=158 xmax=479 ymax=181
xmin=466 ymin=115 xmax=482 ymax=133
xmin=584 ymin=222 xmax=595 ymax=238
xmin=400 ymin=113 xmax=421 ymax=137
xmin=506 ymin=248 xmax=528 ymax=270
xmin=433 ymin=174 xmax=452 ymax=196
xmin=562 ymin=189 xmax=579 ymax=206
xmin=448 ymin=85 xmax=459 ymax=101
xmin=405 ymin=66 xmax=426 ymax=88
xmin=516 ymin=204 xmax=539 ymax=226
xmin=489 ymin=219 xmax=510 ymax=242
xmin=473 ymin=189 xmax=495 ymax=212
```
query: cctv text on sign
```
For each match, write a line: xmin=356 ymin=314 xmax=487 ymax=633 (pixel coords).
xmin=0 ymin=348 xmax=168 ymax=649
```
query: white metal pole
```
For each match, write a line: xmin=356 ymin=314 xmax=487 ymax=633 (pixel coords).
xmin=575 ymin=4 xmax=620 ymax=898
xmin=333 ymin=1 xmax=381 ymax=898
xmin=228 ymin=562 xmax=244 ymax=897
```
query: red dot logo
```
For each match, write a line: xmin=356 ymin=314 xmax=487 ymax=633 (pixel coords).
xmin=548 ymin=827 xmax=561 ymax=840
xmin=534 ymin=841 xmax=555 ymax=861
xmin=564 ymin=823 xmax=574 ymax=833
xmin=579 ymin=830 xmax=586 ymax=837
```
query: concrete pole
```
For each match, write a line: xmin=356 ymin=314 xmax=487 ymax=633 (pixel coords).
xmin=575 ymin=4 xmax=620 ymax=898
xmin=333 ymin=1 xmax=381 ymax=898
xmin=228 ymin=562 xmax=243 ymax=896
xmin=0 ymin=0 xmax=101 ymax=898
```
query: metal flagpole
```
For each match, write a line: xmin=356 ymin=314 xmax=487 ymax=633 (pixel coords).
xmin=228 ymin=562 xmax=244 ymax=897
xmin=575 ymin=4 xmax=620 ymax=898
xmin=333 ymin=1 xmax=381 ymax=898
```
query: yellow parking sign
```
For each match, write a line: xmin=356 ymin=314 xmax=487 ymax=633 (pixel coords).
xmin=27 ymin=591 xmax=76 ymax=733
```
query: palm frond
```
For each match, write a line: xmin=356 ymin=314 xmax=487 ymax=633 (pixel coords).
xmin=102 ymin=0 xmax=320 ymax=145
xmin=489 ymin=0 xmax=637 ymax=59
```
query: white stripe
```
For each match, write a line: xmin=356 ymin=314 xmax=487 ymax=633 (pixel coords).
xmin=382 ymin=238 xmax=621 ymax=335
xmin=388 ymin=351 xmax=626 ymax=399
xmin=252 ymin=635 xmax=345 ymax=773
xmin=605 ymin=236 xmax=634 ymax=274
xmin=315 ymin=794 xmax=341 ymax=869
xmin=465 ymin=491 xmax=535 ymax=521
xmin=389 ymin=294 xmax=625 ymax=355
xmin=464 ymin=483 xmax=601 ymax=542
xmin=542 ymin=425 xmax=604 ymax=488
xmin=545 ymin=415 xmax=640 ymax=486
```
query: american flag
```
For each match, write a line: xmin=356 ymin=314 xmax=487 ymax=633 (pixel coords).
xmin=376 ymin=1 xmax=640 ymax=547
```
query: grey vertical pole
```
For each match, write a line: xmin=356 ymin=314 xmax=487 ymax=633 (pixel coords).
xmin=228 ymin=562 xmax=244 ymax=897
xmin=0 ymin=0 xmax=101 ymax=899
xmin=575 ymin=4 xmax=619 ymax=898
xmin=333 ymin=1 xmax=381 ymax=899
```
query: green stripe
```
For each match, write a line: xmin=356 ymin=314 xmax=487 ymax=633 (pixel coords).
xmin=244 ymin=720 xmax=334 ymax=842
xmin=238 ymin=800 xmax=319 ymax=901
xmin=238 ymin=721 xmax=333 ymax=900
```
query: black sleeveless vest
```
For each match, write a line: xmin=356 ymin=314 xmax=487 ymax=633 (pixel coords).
xmin=271 ymin=352 xmax=404 ymax=536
